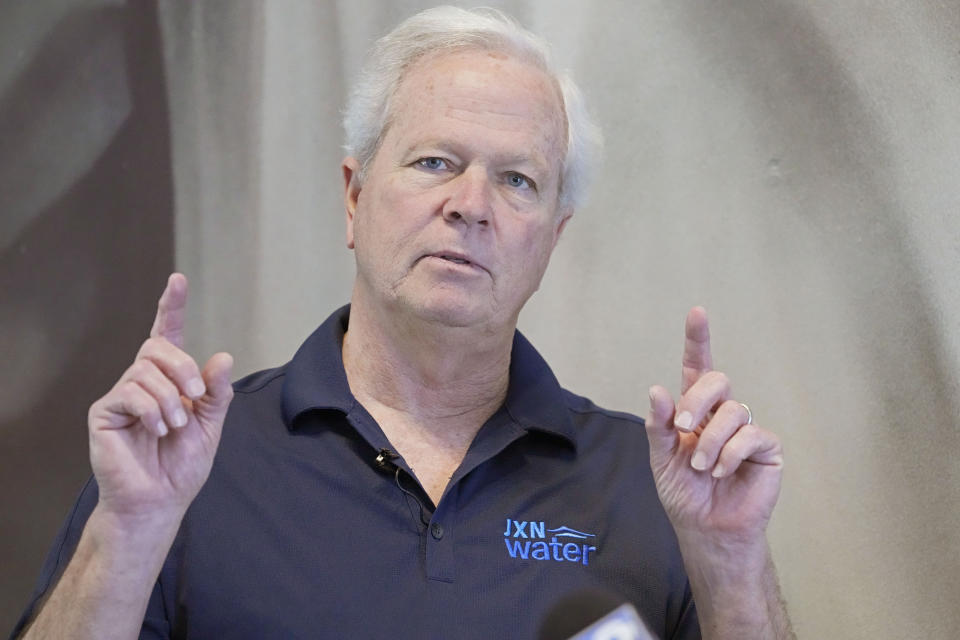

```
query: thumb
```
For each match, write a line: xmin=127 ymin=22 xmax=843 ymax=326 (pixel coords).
xmin=646 ymin=385 xmax=679 ymax=461
xmin=193 ymin=352 xmax=235 ymax=429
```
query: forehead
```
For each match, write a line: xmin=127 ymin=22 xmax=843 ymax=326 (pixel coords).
xmin=385 ymin=49 xmax=567 ymax=170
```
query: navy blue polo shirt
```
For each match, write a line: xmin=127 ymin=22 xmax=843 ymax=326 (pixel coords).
xmin=13 ymin=306 xmax=699 ymax=639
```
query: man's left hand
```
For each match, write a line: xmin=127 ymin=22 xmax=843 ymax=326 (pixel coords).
xmin=645 ymin=307 xmax=783 ymax=543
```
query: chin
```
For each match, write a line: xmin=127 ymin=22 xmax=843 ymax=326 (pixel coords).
xmin=420 ymin=304 xmax=488 ymax=329
xmin=406 ymin=294 xmax=495 ymax=329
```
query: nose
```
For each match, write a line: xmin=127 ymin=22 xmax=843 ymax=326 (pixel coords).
xmin=442 ymin=166 xmax=491 ymax=227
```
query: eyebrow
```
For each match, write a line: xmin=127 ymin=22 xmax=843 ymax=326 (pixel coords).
xmin=497 ymin=152 xmax=551 ymax=176
xmin=400 ymin=140 xmax=461 ymax=161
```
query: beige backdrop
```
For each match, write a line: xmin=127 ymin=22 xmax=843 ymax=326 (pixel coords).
xmin=4 ymin=1 xmax=958 ymax=637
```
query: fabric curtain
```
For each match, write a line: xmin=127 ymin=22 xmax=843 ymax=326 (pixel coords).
xmin=3 ymin=1 xmax=957 ymax=637
xmin=160 ymin=3 xmax=959 ymax=637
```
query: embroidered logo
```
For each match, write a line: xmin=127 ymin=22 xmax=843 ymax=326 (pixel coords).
xmin=503 ymin=517 xmax=597 ymax=565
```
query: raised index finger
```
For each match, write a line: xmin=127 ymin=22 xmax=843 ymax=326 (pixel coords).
xmin=149 ymin=273 xmax=188 ymax=348
xmin=681 ymin=306 xmax=712 ymax=394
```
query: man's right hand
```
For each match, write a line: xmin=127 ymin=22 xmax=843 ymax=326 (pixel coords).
xmin=21 ymin=274 xmax=233 ymax=639
xmin=88 ymin=273 xmax=234 ymax=524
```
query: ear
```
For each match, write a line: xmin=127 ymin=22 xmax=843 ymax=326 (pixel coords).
xmin=342 ymin=157 xmax=362 ymax=250
xmin=551 ymin=206 xmax=574 ymax=249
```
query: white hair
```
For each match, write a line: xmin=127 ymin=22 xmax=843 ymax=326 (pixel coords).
xmin=342 ymin=6 xmax=603 ymax=210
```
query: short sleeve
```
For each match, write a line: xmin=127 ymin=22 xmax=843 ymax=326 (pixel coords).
xmin=8 ymin=476 xmax=100 ymax=638
xmin=7 ymin=477 xmax=171 ymax=640
xmin=669 ymin=582 xmax=702 ymax=640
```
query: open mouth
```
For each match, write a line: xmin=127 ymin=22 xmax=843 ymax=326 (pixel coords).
xmin=421 ymin=251 xmax=487 ymax=274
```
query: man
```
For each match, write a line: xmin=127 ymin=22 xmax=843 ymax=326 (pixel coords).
xmin=14 ymin=7 xmax=792 ymax=639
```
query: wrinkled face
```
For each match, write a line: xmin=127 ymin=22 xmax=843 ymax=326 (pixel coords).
xmin=343 ymin=49 xmax=571 ymax=331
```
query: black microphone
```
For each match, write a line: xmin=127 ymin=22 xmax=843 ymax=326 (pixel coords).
xmin=538 ymin=589 xmax=659 ymax=640
xmin=374 ymin=448 xmax=399 ymax=472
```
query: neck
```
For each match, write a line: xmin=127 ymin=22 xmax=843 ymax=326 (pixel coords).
xmin=342 ymin=286 xmax=514 ymax=429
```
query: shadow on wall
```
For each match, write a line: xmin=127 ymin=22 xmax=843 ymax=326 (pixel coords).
xmin=0 ymin=2 xmax=174 ymax=631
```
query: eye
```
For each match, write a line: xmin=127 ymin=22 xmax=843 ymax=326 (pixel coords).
xmin=505 ymin=171 xmax=535 ymax=191
xmin=417 ymin=157 xmax=449 ymax=171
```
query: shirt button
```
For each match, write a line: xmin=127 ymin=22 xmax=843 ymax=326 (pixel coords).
xmin=431 ymin=523 xmax=444 ymax=540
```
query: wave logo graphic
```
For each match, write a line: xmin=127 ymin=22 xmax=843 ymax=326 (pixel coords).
xmin=547 ymin=526 xmax=595 ymax=540
xmin=503 ymin=518 xmax=598 ymax=565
